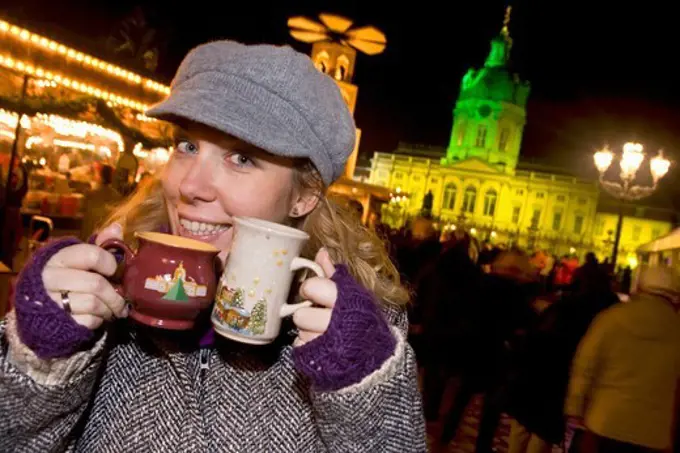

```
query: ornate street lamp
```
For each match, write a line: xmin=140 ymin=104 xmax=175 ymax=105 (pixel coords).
xmin=593 ymin=142 xmax=670 ymax=266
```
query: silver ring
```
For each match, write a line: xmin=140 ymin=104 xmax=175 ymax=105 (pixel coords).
xmin=60 ymin=290 xmax=72 ymax=314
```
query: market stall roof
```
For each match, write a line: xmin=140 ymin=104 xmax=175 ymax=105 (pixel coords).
xmin=0 ymin=16 xmax=175 ymax=149
xmin=0 ymin=17 xmax=169 ymax=112
xmin=637 ymin=227 xmax=680 ymax=253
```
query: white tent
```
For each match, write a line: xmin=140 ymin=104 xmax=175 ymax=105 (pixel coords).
xmin=637 ymin=227 xmax=680 ymax=253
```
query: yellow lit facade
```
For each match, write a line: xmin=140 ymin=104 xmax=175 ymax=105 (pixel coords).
xmin=592 ymin=213 xmax=670 ymax=266
xmin=368 ymin=12 xmax=674 ymax=265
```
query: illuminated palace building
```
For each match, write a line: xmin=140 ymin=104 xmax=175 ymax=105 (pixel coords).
xmin=368 ymin=10 xmax=674 ymax=266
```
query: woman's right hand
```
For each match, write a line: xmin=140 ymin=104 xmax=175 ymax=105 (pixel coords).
xmin=41 ymin=223 xmax=128 ymax=330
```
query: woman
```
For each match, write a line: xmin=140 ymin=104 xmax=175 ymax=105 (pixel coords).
xmin=0 ymin=41 xmax=425 ymax=452
xmin=504 ymin=268 xmax=618 ymax=453
xmin=565 ymin=266 xmax=680 ymax=453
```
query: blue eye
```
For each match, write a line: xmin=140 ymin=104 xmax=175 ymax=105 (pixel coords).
xmin=228 ymin=153 xmax=254 ymax=168
xmin=176 ymin=140 xmax=198 ymax=154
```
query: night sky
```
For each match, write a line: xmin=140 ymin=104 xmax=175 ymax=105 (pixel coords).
xmin=4 ymin=0 xmax=680 ymax=198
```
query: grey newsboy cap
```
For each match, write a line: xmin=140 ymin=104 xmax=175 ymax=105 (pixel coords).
xmin=146 ymin=40 xmax=356 ymax=185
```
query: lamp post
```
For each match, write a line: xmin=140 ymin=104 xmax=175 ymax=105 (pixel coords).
xmin=593 ymin=142 xmax=670 ymax=267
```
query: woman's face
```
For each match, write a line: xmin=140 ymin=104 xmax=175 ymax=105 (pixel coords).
xmin=162 ymin=122 xmax=303 ymax=256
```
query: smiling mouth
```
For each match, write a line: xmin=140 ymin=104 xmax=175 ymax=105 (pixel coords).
xmin=178 ymin=217 xmax=231 ymax=240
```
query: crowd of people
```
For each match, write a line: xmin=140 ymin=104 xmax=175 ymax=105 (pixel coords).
xmin=385 ymin=226 xmax=679 ymax=453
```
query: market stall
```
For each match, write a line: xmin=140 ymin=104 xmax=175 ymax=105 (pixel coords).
xmin=637 ymin=227 xmax=680 ymax=268
xmin=0 ymin=106 xmax=171 ymax=226
xmin=0 ymin=17 xmax=177 ymax=235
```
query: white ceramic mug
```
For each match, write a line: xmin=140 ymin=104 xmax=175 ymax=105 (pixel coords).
xmin=211 ymin=216 xmax=323 ymax=345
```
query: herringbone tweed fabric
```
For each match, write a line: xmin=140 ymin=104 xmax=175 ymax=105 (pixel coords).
xmin=0 ymin=310 xmax=426 ymax=453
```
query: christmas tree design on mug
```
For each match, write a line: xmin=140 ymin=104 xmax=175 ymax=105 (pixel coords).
xmin=144 ymin=262 xmax=208 ymax=300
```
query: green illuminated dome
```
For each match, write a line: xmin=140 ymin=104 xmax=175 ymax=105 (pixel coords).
xmin=444 ymin=7 xmax=531 ymax=173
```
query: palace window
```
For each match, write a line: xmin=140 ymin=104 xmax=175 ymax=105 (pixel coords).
xmin=536 ymin=192 xmax=545 ymax=199
xmin=442 ymin=183 xmax=457 ymax=210
xmin=595 ymin=219 xmax=604 ymax=235
xmin=557 ymin=194 xmax=566 ymax=202
xmin=531 ymin=208 xmax=541 ymax=228
xmin=456 ymin=122 xmax=467 ymax=146
xmin=498 ymin=128 xmax=510 ymax=151
xmin=475 ymin=125 xmax=487 ymax=148
xmin=463 ymin=186 xmax=477 ymax=213
xmin=512 ymin=206 xmax=521 ymax=223
xmin=515 ymin=189 xmax=524 ymax=196
xmin=552 ymin=210 xmax=562 ymax=231
xmin=632 ymin=225 xmax=641 ymax=241
xmin=574 ymin=215 xmax=584 ymax=234
xmin=483 ymin=189 xmax=497 ymax=216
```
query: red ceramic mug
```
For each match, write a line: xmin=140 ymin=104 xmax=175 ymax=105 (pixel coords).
xmin=100 ymin=232 xmax=220 ymax=330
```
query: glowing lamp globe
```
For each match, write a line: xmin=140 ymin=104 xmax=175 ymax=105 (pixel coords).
xmin=594 ymin=148 xmax=614 ymax=174
xmin=650 ymin=151 xmax=670 ymax=182
xmin=620 ymin=142 xmax=644 ymax=179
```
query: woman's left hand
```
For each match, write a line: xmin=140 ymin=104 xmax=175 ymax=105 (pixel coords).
xmin=292 ymin=248 xmax=337 ymax=347
xmin=290 ymin=249 xmax=397 ymax=391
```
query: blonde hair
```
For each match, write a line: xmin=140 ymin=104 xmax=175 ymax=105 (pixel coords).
xmin=103 ymin=162 xmax=409 ymax=307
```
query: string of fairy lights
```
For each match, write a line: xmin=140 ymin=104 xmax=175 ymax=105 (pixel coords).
xmin=0 ymin=19 xmax=170 ymax=94
xmin=0 ymin=18 xmax=171 ymax=112
xmin=0 ymin=53 xmax=149 ymax=111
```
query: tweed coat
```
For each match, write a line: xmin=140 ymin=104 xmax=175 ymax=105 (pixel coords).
xmin=0 ymin=306 xmax=426 ymax=453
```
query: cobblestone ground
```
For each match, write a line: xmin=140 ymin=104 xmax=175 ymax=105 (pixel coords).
xmin=426 ymin=395 xmax=511 ymax=453
xmin=425 ymin=394 xmax=570 ymax=453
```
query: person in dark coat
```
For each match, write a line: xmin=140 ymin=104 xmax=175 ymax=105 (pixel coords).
xmin=420 ymin=236 xmax=482 ymax=421
xmin=504 ymin=261 xmax=619 ymax=453
xmin=1 ymin=161 xmax=29 ymax=267
xmin=436 ymin=250 xmax=539 ymax=453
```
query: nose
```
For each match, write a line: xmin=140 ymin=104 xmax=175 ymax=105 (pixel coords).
xmin=178 ymin=155 xmax=217 ymax=203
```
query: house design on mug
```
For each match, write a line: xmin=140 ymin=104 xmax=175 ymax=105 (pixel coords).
xmin=213 ymin=280 xmax=267 ymax=335
xmin=143 ymin=262 xmax=208 ymax=301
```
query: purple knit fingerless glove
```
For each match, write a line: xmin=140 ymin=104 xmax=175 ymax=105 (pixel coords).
xmin=293 ymin=265 xmax=397 ymax=392
xmin=13 ymin=237 xmax=95 ymax=359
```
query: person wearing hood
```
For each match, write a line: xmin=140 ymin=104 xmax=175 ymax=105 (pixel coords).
xmin=565 ymin=265 xmax=680 ymax=453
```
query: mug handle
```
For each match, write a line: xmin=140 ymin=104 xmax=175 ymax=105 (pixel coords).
xmin=279 ymin=257 xmax=325 ymax=318
xmin=99 ymin=238 xmax=135 ymax=298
